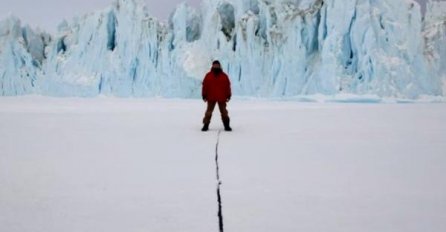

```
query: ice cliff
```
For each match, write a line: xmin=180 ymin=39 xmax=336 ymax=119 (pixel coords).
xmin=424 ymin=0 xmax=446 ymax=93
xmin=0 ymin=17 xmax=50 ymax=95
xmin=0 ymin=0 xmax=445 ymax=98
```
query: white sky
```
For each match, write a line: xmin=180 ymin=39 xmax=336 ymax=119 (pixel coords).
xmin=0 ymin=0 xmax=434 ymax=33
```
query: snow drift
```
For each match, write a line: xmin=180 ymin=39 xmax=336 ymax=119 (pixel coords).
xmin=0 ymin=0 xmax=445 ymax=98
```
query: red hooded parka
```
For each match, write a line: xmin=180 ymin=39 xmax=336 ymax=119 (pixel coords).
xmin=202 ymin=71 xmax=232 ymax=102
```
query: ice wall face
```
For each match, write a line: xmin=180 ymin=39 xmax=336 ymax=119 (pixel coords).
xmin=0 ymin=0 xmax=445 ymax=98
xmin=317 ymin=0 xmax=440 ymax=98
xmin=0 ymin=17 xmax=49 ymax=96
xmin=192 ymin=0 xmax=442 ymax=98
xmin=40 ymin=0 xmax=200 ymax=97
xmin=424 ymin=0 xmax=446 ymax=92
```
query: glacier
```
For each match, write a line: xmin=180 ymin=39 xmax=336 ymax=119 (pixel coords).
xmin=0 ymin=0 xmax=445 ymax=98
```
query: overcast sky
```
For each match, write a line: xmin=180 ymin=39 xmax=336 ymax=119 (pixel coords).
xmin=0 ymin=0 xmax=201 ymax=33
xmin=0 ymin=0 xmax=435 ymax=33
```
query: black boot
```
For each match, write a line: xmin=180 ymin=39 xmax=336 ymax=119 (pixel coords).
xmin=201 ymin=123 xmax=209 ymax=132
xmin=223 ymin=119 xmax=232 ymax=132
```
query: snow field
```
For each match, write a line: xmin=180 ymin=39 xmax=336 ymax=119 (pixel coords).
xmin=1 ymin=97 xmax=446 ymax=232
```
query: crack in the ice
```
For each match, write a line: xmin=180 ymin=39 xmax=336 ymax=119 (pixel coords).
xmin=215 ymin=130 xmax=224 ymax=232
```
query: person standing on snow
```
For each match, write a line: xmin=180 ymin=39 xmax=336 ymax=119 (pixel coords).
xmin=201 ymin=60 xmax=232 ymax=132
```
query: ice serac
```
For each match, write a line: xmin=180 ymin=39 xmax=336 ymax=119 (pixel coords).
xmin=39 ymin=0 xmax=200 ymax=97
xmin=0 ymin=0 xmax=445 ymax=98
xmin=0 ymin=17 xmax=49 ymax=96
xmin=424 ymin=0 xmax=446 ymax=93
xmin=193 ymin=0 xmax=442 ymax=98
xmin=314 ymin=0 xmax=441 ymax=98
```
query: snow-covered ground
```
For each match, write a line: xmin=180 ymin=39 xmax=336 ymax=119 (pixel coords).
xmin=1 ymin=97 xmax=446 ymax=232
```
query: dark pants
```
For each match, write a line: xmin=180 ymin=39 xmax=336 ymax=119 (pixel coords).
xmin=203 ymin=101 xmax=230 ymax=125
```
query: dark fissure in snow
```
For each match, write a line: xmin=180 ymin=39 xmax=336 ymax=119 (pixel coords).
xmin=215 ymin=130 xmax=224 ymax=232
